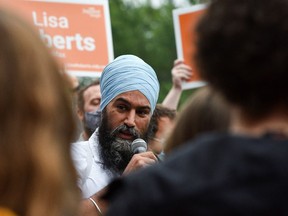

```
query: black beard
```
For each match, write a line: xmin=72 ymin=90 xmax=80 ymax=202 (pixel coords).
xmin=98 ymin=109 xmax=148 ymax=175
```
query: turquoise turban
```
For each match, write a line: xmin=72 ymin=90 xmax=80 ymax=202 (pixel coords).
xmin=100 ymin=55 xmax=159 ymax=113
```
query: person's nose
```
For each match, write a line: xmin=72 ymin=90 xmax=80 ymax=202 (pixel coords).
xmin=124 ymin=110 xmax=136 ymax=128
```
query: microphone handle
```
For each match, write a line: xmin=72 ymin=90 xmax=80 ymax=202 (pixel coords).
xmin=154 ymin=153 xmax=165 ymax=162
xmin=134 ymin=146 xmax=147 ymax=154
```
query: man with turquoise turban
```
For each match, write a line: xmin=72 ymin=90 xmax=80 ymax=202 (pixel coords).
xmin=71 ymin=54 xmax=160 ymax=215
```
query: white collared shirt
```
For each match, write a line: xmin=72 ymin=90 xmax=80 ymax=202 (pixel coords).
xmin=71 ymin=129 xmax=117 ymax=198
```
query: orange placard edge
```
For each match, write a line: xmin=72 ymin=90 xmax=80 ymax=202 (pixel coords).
xmin=173 ymin=4 xmax=207 ymax=90
xmin=27 ymin=0 xmax=114 ymax=78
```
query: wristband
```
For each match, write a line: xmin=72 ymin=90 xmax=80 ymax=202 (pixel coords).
xmin=89 ymin=197 xmax=102 ymax=215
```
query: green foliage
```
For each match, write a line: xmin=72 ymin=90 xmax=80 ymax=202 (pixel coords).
xmin=109 ymin=0 xmax=177 ymax=83
xmin=78 ymin=77 xmax=97 ymax=89
xmin=189 ymin=0 xmax=210 ymax=4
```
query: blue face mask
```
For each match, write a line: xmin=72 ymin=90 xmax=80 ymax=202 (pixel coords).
xmin=84 ymin=109 xmax=101 ymax=135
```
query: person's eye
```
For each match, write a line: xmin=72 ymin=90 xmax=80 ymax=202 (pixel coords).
xmin=117 ymin=105 xmax=127 ymax=111
xmin=137 ymin=109 xmax=150 ymax=117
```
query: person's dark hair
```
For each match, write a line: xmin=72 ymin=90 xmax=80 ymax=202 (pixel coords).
xmin=77 ymin=79 xmax=100 ymax=112
xmin=147 ymin=104 xmax=176 ymax=142
xmin=195 ymin=0 xmax=288 ymax=120
xmin=165 ymin=87 xmax=231 ymax=154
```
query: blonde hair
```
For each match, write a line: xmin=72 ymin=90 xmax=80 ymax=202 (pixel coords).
xmin=0 ymin=9 xmax=80 ymax=216
xmin=165 ymin=87 xmax=231 ymax=154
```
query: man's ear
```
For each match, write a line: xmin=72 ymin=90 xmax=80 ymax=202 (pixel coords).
xmin=77 ymin=108 xmax=84 ymax=121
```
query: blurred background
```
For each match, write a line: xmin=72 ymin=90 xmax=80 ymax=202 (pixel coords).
xmin=79 ymin=0 xmax=210 ymax=109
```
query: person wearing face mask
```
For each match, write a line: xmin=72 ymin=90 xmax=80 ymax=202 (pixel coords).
xmin=84 ymin=109 xmax=102 ymax=136
xmin=76 ymin=80 xmax=102 ymax=141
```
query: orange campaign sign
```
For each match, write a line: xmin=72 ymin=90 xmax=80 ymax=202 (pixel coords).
xmin=173 ymin=4 xmax=207 ymax=89
xmin=3 ymin=0 xmax=114 ymax=77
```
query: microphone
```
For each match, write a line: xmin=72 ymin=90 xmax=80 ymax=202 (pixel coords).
xmin=131 ymin=138 xmax=147 ymax=154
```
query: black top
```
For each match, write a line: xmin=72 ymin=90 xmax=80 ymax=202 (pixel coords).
xmin=104 ymin=133 xmax=288 ymax=216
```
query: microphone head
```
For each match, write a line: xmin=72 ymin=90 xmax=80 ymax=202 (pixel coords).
xmin=131 ymin=138 xmax=147 ymax=154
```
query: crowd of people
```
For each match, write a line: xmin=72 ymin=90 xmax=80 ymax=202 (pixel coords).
xmin=2 ymin=0 xmax=288 ymax=215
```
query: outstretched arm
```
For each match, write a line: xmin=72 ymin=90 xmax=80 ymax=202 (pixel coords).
xmin=162 ymin=59 xmax=192 ymax=110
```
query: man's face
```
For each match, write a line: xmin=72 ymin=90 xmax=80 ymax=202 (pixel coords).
xmin=98 ymin=90 xmax=152 ymax=174
xmin=83 ymin=85 xmax=101 ymax=113
xmin=105 ymin=90 xmax=151 ymax=140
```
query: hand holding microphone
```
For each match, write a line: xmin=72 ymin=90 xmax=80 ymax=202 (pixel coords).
xmin=131 ymin=138 xmax=163 ymax=161
xmin=122 ymin=138 xmax=158 ymax=175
